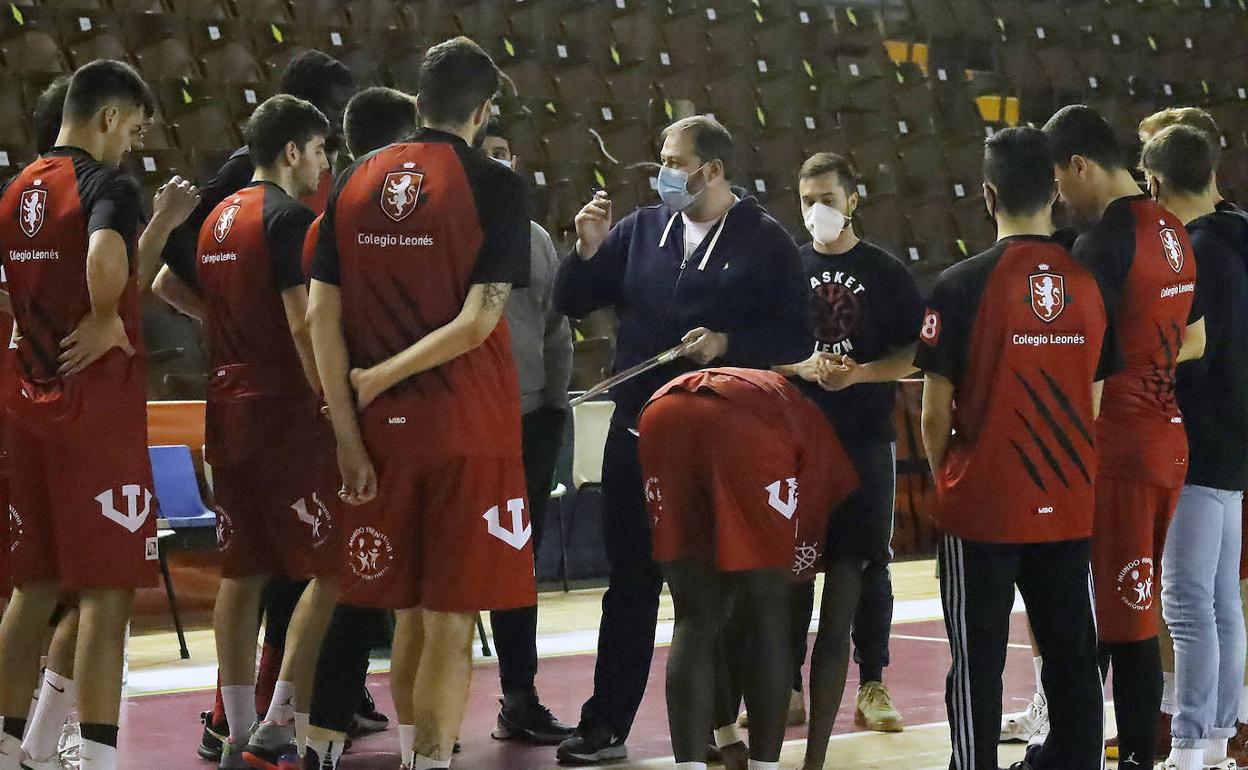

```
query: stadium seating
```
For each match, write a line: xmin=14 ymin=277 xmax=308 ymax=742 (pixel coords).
xmin=2 ymin=0 xmax=1244 ymax=400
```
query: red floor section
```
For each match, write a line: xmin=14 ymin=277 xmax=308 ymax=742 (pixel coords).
xmin=120 ymin=615 xmax=1041 ymax=769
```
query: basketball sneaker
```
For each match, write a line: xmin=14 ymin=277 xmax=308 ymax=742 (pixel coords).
xmin=999 ymin=692 xmax=1047 ymax=743
xmin=348 ymin=688 xmax=388 ymax=737
xmin=855 ymin=681 xmax=904 ymax=732
xmin=241 ymin=721 xmax=296 ymax=770
xmin=199 ymin=710 xmax=228 ymax=761
xmin=220 ymin=740 xmax=251 ymax=770
xmin=555 ymin=725 xmax=627 ymax=765
xmin=737 ymin=688 xmax=807 ymax=727
xmin=491 ymin=692 xmax=575 ymax=745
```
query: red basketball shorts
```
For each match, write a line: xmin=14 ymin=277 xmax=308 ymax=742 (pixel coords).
xmin=7 ymin=405 xmax=158 ymax=592
xmin=1091 ymin=475 xmax=1179 ymax=643
xmin=336 ymin=453 xmax=535 ymax=613
xmin=637 ymin=390 xmax=830 ymax=576
xmin=0 ymin=472 xmax=10 ymax=599
xmin=213 ymin=431 xmax=341 ymax=581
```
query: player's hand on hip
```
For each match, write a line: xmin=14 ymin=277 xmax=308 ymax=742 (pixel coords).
xmin=350 ymin=367 xmax=382 ymax=411
xmin=574 ymin=190 xmax=612 ymax=259
xmin=337 ymin=438 xmax=377 ymax=505
xmin=681 ymin=327 xmax=728 ymax=366
xmin=58 ymin=313 xmax=135 ymax=376
xmin=151 ymin=175 xmax=200 ymax=229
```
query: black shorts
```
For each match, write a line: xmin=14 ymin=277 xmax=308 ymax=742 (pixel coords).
xmin=825 ymin=439 xmax=896 ymax=562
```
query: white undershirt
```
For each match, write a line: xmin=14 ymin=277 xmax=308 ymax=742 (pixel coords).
xmin=681 ymin=213 xmax=715 ymax=260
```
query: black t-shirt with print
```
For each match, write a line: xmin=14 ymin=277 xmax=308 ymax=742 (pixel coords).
xmin=796 ymin=239 xmax=924 ymax=441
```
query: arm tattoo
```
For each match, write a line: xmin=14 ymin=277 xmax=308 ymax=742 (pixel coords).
xmin=481 ymin=282 xmax=510 ymax=312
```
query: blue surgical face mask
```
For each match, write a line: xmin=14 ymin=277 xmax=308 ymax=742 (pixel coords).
xmin=658 ymin=163 xmax=706 ymax=211
xmin=489 ymin=155 xmax=514 ymax=170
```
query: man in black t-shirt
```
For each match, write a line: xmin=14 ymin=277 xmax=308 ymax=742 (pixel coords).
xmin=774 ymin=152 xmax=924 ymax=770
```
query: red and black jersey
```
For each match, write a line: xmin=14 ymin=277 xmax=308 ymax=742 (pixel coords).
xmin=195 ymin=181 xmax=316 ymax=466
xmin=302 ymin=213 xmax=322 ymax=282
xmin=196 ymin=181 xmax=314 ymax=383
xmin=0 ymin=147 xmax=145 ymax=404
xmin=311 ymin=127 xmax=530 ymax=458
xmin=1074 ymin=195 xmax=1198 ymax=489
xmin=646 ymin=367 xmax=860 ymax=547
xmin=916 ymin=235 xmax=1117 ymax=544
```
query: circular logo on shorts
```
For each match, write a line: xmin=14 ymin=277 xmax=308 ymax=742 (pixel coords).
xmin=1117 ymin=556 xmax=1154 ymax=611
xmin=8 ymin=504 xmax=22 ymax=553
xmin=643 ymin=476 xmax=664 ymax=525
xmin=348 ymin=526 xmax=394 ymax=581
xmin=793 ymin=541 xmax=820 ymax=575
xmin=292 ymin=493 xmax=332 ymax=550
xmin=215 ymin=508 xmax=234 ymax=552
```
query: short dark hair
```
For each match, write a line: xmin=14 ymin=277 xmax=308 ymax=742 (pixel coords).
xmin=984 ymin=127 xmax=1056 ymax=216
xmin=1141 ymin=124 xmax=1215 ymax=196
xmin=244 ymin=94 xmax=330 ymax=168
xmin=660 ymin=115 xmax=735 ymax=177
xmin=1042 ymin=104 xmax=1125 ymax=171
xmin=343 ymin=87 xmax=418 ymax=158
xmin=484 ymin=116 xmax=509 ymax=143
xmin=63 ymin=60 xmax=155 ymax=123
xmin=417 ymin=37 xmax=502 ymax=126
xmin=278 ymin=50 xmax=354 ymax=111
xmin=33 ymin=76 xmax=70 ymax=154
xmin=799 ymin=152 xmax=857 ymax=196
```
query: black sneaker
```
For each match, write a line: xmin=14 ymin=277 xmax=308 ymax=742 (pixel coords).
xmin=492 ymin=694 xmax=576 ymax=746
xmin=198 ymin=710 xmax=227 ymax=761
xmin=348 ymin=688 xmax=389 ymax=737
xmin=1007 ymin=743 xmax=1041 ymax=770
xmin=556 ymin=725 xmax=627 ymax=765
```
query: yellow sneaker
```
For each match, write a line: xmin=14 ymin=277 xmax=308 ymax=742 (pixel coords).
xmin=736 ymin=689 xmax=807 ymax=728
xmin=854 ymin=681 xmax=904 ymax=733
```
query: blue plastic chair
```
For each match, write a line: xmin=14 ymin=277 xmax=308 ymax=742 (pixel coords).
xmin=149 ymin=445 xmax=215 ymax=658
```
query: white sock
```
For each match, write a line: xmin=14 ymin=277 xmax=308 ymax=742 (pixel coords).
xmin=1162 ymin=672 xmax=1178 ymax=715
xmin=264 ymin=680 xmax=296 ymax=725
xmin=307 ymin=737 xmax=346 ymax=768
xmin=1240 ymin=684 xmax=1248 ymax=723
xmin=713 ymin=723 xmax=741 ymax=748
xmin=1204 ymin=738 xmax=1229 ymax=764
xmin=221 ymin=684 xmax=256 ymax=744
xmin=1032 ymin=655 xmax=1045 ymax=701
xmin=80 ymin=738 xmax=117 ymax=770
xmin=22 ymin=670 xmax=74 ymax=761
xmin=411 ymin=754 xmax=449 ymax=770
xmin=399 ymin=724 xmax=415 ymax=766
xmin=0 ymin=730 xmax=22 ymax=770
xmin=675 ymin=764 xmax=708 ymax=770
xmin=748 ymin=761 xmax=780 ymax=770
xmin=294 ymin=712 xmax=309 ymax=756
xmin=1168 ymin=747 xmax=1204 ymax=770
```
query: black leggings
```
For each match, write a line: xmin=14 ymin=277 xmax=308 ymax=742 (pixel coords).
xmin=662 ymin=561 xmax=791 ymax=764
xmin=1100 ymin=637 xmax=1163 ymax=770
xmin=308 ymin=605 xmax=393 ymax=733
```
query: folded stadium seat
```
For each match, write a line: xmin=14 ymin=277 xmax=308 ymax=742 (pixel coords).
xmin=592 ymin=119 xmax=656 ymax=168
xmin=337 ymin=44 xmax=382 ymax=88
xmin=230 ymin=0 xmax=293 ymax=25
xmin=751 ymin=133 xmax=814 ymax=184
xmin=941 ymin=132 xmax=986 ymax=195
xmin=905 ymin=0 xmax=964 ymax=42
xmin=384 ymin=37 xmax=426 ymax=92
xmin=889 ymin=79 xmax=939 ymax=138
xmin=404 ymin=0 xmax=460 ymax=41
xmin=755 ymin=76 xmax=822 ymax=134
xmin=847 ymin=134 xmax=901 ymax=200
xmin=0 ymin=29 xmax=67 ymax=74
xmin=655 ymin=66 xmax=710 ymax=111
xmin=164 ymin=0 xmax=231 ymax=20
xmin=930 ymin=82 xmax=989 ymax=138
xmin=948 ymin=0 xmax=1001 ymax=45
xmin=454 ymin=4 xmax=512 ymax=58
xmin=951 ymin=193 xmax=996 ymax=256
xmin=1037 ymin=46 xmax=1091 ymax=103
xmin=0 ymin=78 xmax=31 ymax=148
xmin=841 ymin=75 xmax=892 ymax=115
xmin=340 ymin=0 xmax=413 ymax=32
xmin=552 ymin=2 xmax=612 ymax=61
xmin=903 ymin=195 xmax=958 ymax=265
xmin=169 ymin=102 xmax=238 ymax=152
xmin=896 ymin=134 xmax=948 ymax=198
xmin=836 ymin=51 xmax=887 ymax=84
xmin=705 ymin=75 xmax=765 ymax=140
xmin=219 ymin=81 xmax=275 ymax=126
xmin=497 ymin=56 xmax=557 ymax=100
xmin=606 ymin=12 xmax=667 ymax=69
xmin=108 ymin=0 xmax=169 ymax=12
xmin=851 ymin=192 xmax=908 ymax=257
xmin=128 ymin=19 xmax=201 ymax=81
xmin=551 ymin=61 xmax=608 ymax=106
xmin=200 ymin=40 xmax=265 ymax=83
xmin=0 ymin=143 xmax=34 ymax=174
xmin=1221 ymin=148 xmax=1248 ymax=204
xmin=1070 ymin=45 xmax=1122 ymax=98
xmin=123 ymin=149 xmax=193 ymax=197
xmin=823 ymin=5 xmax=886 ymax=56
xmin=759 ymin=186 xmax=802 ymax=235
xmin=286 ymin=0 xmax=351 ymax=30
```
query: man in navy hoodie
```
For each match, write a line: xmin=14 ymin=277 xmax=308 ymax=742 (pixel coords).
xmin=553 ymin=115 xmax=812 ymax=764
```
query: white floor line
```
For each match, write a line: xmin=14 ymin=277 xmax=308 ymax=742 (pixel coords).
xmin=892 ymin=633 xmax=1033 ymax=650
xmin=125 ymin=591 xmax=1032 ymax=697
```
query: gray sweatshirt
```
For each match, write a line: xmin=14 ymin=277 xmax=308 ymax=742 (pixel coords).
xmin=506 ymin=222 xmax=573 ymax=414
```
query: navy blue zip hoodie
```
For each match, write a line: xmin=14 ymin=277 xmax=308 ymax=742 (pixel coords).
xmin=554 ymin=196 xmax=813 ymax=426
xmin=1177 ymin=204 xmax=1248 ymax=490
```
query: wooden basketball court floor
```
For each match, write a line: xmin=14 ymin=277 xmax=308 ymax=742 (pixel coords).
xmin=120 ymin=560 xmax=1121 ymax=769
